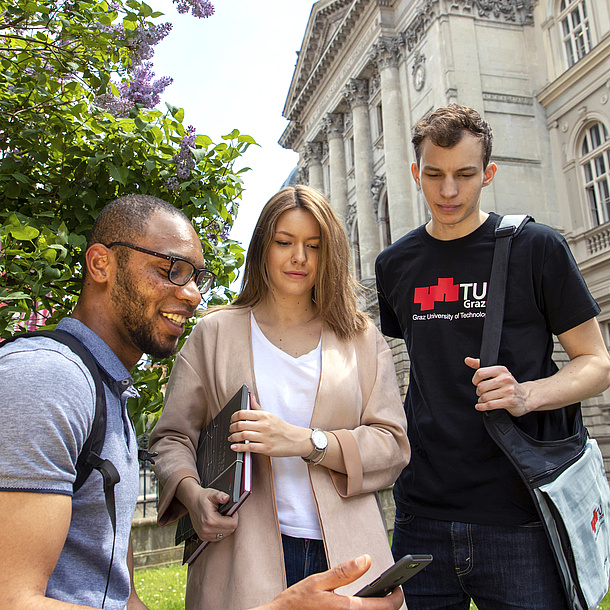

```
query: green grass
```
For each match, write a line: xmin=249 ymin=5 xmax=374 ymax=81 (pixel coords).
xmin=135 ymin=564 xmax=186 ymax=609
xmin=136 ymin=563 xmax=610 ymax=610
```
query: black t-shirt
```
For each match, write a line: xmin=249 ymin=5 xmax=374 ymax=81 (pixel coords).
xmin=375 ymin=213 xmax=600 ymax=525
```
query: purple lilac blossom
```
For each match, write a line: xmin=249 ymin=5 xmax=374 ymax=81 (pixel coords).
xmin=118 ymin=62 xmax=173 ymax=108
xmin=93 ymin=93 xmax=134 ymax=116
xmin=173 ymin=125 xmax=197 ymax=180
xmin=173 ymin=0 xmax=215 ymax=18
xmin=164 ymin=177 xmax=180 ymax=190
xmin=130 ymin=22 xmax=173 ymax=64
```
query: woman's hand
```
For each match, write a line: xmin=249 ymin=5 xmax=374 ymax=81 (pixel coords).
xmin=229 ymin=395 xmax=311 ymax=458
xmin=175 ymin=477 xmax=238 ymax=542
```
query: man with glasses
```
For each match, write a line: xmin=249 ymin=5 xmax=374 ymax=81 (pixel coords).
xmin=0 ymin=194 xmax=402 ymax=610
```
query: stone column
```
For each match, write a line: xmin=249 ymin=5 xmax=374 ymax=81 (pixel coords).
xmin=303 ymin=142 xmax=324 ymax=194
xmin=344 ymin=78 xmax=379 ymax=279
xmin=322 ymin=113 xmax=349 ymax=223
xmin=371 ymin=36 xmax=413 ymax=242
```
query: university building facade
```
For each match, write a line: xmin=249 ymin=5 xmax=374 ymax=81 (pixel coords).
xmin=279 ymin=0 xmax=610 ymax=463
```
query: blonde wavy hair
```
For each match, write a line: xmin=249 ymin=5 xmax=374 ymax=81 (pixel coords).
xmin=229 ymin=185 xmax=368 ymax=340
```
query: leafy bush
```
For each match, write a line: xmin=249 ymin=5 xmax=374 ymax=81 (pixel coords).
xmin=0 ymin=0 xmax=255 ymax=432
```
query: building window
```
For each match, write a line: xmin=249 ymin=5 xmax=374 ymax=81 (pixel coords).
xmin=559 ymin=0 xmax=593 ymax=67
xmin=376 ymin=103 xmax=383 ymax=138
xmin=347 ymin=136 xmax=355 ymax=170
xmin=581 ymin=122 xmax=610 ymax=227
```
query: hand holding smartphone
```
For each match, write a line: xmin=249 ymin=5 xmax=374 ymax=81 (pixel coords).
xmin=354 ymin=554 xmax=433 ymax=597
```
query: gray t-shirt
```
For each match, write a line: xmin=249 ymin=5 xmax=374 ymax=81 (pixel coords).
xmin=0 ymin=318 xmax=139 ymax=609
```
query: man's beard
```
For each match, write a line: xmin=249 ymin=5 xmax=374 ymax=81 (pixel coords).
xmin=110 ymin=267 xmax=178 ymax=359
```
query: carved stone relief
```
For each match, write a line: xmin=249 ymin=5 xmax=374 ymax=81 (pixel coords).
xmin=456 ymin=0 xmax=534 ymax=24
xmin=323 ymin=113 xmax=345 ymax=139
xmin=403 ymin=0 xmax=439 ymax=52
xmin=412 ymin=52 xmax=426 ymax=91
xmin=303 ymin=142 xmax=324 ymax=166
xmin=370 ymin=69 xmax=381 ymax=96
xmin=371 ymin=175 xmax=387 ymax=219
xmin=344 ymin=78 xmax=370 ymax=108
xmin=370 ymin=36 xmax=403 ymax=70
xmin=346 ymin=201 xmax=357 ymax=231
xmin=402 ymin=0 xmax=532 ymax=57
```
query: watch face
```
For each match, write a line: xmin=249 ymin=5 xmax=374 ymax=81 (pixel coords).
xmin=312 ymin=429 xmax=328 ymax=450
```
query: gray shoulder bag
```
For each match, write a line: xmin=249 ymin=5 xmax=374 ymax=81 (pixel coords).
xmin=481 ymin=214 xmax=610 ymax=610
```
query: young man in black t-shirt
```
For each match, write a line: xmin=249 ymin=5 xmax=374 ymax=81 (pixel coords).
xmin=375 ymin=104 xmax=610 ymax=610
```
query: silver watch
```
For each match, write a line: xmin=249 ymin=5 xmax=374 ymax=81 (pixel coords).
xmin=303 ymin=428 xmax=328 ymax=465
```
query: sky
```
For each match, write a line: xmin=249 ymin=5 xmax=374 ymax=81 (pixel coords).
xmin=152 ymin=0 xmax=317 ymax=261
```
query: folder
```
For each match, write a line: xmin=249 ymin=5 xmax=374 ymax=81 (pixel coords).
xmin=175 ymin=384 xmax=252 ymax=564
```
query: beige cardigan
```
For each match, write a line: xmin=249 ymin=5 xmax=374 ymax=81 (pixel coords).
xmin=150 ymin=308 xmax=410 ymax=610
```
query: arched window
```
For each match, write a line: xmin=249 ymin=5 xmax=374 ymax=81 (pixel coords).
xmin=559 ymin=0 xmax=593 ymax=67
xmin=581 ymin=122 xmax=610 ymax=226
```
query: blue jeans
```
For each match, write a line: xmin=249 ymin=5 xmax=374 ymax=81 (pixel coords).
xmin=391 ymin=510 xmax=568 ymax=609
xmin=281 ymin=534 xmax=328 ymax=588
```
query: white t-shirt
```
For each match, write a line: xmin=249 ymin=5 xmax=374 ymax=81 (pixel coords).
xmin=250 ymin=312 xmax=323 ymax=539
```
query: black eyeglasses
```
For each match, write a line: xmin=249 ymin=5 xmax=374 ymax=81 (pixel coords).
xmin=105 ymin=242 xmax=216 ymax=294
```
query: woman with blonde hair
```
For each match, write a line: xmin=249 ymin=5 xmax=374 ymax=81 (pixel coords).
xmin=150 ymin=185 xmax=409 ymax=610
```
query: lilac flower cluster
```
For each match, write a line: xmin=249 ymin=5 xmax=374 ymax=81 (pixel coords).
xmin=130 ymin=22 xmax=173 ymax=64
xmin=118 ymin=62 xmax=173 ymax=108
xmin=204 ymin=220 xmax=231 ymax=245
xmin=173 ymin=0 xmax=215 ymax=18
xmin=173 ymin=125 xmax=197 ymax=180
xmin=94 ymin=92 xmax=134 ymax=116
xmin=164 ymin=177 xmax=180 ymax=190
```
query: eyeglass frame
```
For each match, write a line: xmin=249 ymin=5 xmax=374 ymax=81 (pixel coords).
xmin=104 ymin=241 xmax=216 ymax=293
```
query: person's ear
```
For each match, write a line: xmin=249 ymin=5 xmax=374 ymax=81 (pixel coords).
xmin=483 ymin=162 xmax=497 ymax=187
xmin=411 ymin=162 xmax=421 ymax=187
xmin=85 ymin=244 xmax=113 ymax=285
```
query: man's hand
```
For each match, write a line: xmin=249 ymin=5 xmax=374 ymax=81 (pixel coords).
xmin=466 ymin=318 xmax=610 ymax=417
xmin=175 ymin=478 xmax=238 ymax=542
xmin=465 ymin=357 xmax=531 ymax=416
xmin=253 ymin=555 xmax=404 ymax=610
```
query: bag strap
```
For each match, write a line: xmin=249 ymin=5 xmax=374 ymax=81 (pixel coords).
xmin=480 ymin=215 xmax=532 ymax=436
xmin=0 ymin=329 xmax=119 ymax=608
xmin=480 ymin=214 xmax=532 ymax=368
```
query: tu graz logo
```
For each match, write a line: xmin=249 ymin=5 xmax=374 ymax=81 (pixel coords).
xmin=414 ymin=278 xmax=487 ymax=312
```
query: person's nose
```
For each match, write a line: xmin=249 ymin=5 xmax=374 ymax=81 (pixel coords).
xmin=440 ymin=176 xmax=458 ymax=199
xmin=175 ymin=278 xmax=202 ymax=308
xmin=291 ymin=243 xmax=307 ymax=264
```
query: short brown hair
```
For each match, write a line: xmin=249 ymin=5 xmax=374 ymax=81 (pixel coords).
xmin=230 ymin=186 xmax=368 ymax=340
xmin=412 ymin=104 xmax=493 ymax=168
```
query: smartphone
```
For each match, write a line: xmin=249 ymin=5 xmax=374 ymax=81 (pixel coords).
xmin=354 ymin=554 xmax=433 ymax=598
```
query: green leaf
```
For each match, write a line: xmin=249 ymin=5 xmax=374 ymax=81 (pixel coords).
xmin=123 ymin=16 xmax=137 ymax=30
xmin=108 ymin=165 xmax=129 ymax=185
xmin=223 ymin=129 xmax=240 ymax=140
xmin=8 ymin=226 xmax=40 ymax=240
xmin=238 ymin=134 xmax=258 ymax=145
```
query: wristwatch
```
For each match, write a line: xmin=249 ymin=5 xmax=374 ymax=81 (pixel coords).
xmin=303 ymin=428 xmax=328 ymax=465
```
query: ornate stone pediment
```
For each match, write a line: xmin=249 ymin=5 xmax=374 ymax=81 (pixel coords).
xmin=283 ymin=1 xmax=353 ymax=117
xmin=281 ymin=0 xmax=371 ymax=139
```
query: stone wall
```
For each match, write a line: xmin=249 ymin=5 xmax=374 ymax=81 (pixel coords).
xmin=132 ymin=517 xmax=183 ymax=569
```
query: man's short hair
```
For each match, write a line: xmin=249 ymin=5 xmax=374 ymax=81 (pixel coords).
xmin=87 ymin=195 xmax=188 ymax=251
xmin=412 ymin=104 xmax=493 ymax=169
